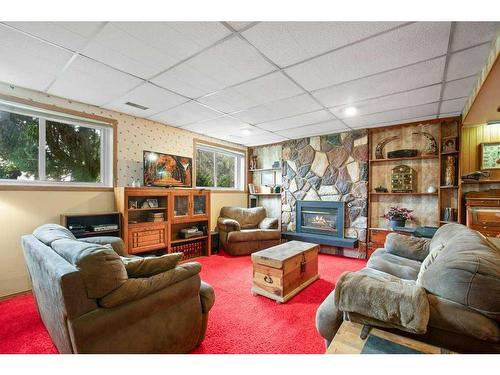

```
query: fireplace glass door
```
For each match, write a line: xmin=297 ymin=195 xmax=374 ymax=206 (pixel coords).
xmin=301 ymin=209 xmax=338 ymax=235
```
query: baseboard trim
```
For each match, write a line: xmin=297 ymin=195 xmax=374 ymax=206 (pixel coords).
xmin=0 ymin=289 xmax=32 ymax=301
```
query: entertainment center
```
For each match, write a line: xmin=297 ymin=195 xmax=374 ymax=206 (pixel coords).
xmin=114 ymin=187 xmax=211 ymax=259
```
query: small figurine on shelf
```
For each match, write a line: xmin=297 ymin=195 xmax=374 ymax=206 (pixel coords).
xmin=382 ymin=206 xmax=414 ymax=230
xmin=250 ymin=155 xmax=258 ymax=170
xmin=444 ymin=155 xmax=456 ymax=186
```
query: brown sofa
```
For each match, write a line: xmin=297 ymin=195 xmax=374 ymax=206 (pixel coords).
xmin=21 ymin=224 xmax=215 ymax=353
xmin=217 ymin=206 xmax=281 ymax=256
xmin=316 ymin=223 xmax=500 ymax=353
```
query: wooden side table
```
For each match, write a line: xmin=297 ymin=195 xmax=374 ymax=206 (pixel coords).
xmin=326 ymin=321 xmax=454 ymax=354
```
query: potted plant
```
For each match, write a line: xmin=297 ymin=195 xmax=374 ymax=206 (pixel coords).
xmin=382 ymin=206 xmax=414 ymax=230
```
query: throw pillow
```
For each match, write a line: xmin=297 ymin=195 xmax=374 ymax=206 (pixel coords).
xmin=121 ymin=253 xmax=183 ymax=278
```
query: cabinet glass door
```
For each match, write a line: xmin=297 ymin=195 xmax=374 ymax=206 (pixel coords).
xmin=173 ymin=195 xmax=189 ymax=218
xmin=193 ymin=194 xmax=207 ymax=216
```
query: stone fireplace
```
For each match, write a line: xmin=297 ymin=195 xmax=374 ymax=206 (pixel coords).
xmin=296 ymin=201 xmax=344 ymax=237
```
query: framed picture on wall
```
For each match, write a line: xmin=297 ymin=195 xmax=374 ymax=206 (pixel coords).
xmin=480 ymin=142 xmax=500 ymax=170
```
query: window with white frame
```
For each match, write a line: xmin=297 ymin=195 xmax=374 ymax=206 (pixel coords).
xmin=0 ymin=100 xmax=114 ymax=187
xmin=195 ymin=143 xmax=245 ymax=190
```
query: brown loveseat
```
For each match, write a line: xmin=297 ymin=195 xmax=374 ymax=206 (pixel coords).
xmin=316 ymin=223 xmax=500 ymax=353
xmin=22 ymin=224 xmax=214 ymax=353
xmin=217 ymin=206 xmax=281 ymax=256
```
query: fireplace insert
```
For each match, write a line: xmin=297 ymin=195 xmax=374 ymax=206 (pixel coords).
xmin=296 ymin=201 xmax=345 ymax=238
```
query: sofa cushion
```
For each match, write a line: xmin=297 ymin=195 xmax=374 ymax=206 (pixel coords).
xmin=33 ymin=224 xmax=76 ymax=246
xmin=384 ymin=233 xmax=430 ymax=261
xmin=79 ymin=236 xmax=127 ymax=256
xmin=51 ymin=238 xmax=128 ymax=299
xmin=220 ymin=206 xmax=266 ymax=229
xmin=98 ymin=262 xmax=201 ymax=308
xmin=367 ymin=248 xmax=421 ymax=280
xmin=415 ymin=243 xmax=445 ymax=285
xmin=419 ymin=224 xmax=500 ymax=322
xmin=121 ymin=253 xmax=183 ymax=278
xmin=227 ymin=229 xmax=281 ymax=243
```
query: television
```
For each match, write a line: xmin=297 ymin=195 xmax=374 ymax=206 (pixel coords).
xmin=143 ymin=150 xmax=192 ymax=187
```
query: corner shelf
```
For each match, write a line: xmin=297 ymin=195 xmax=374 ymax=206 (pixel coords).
xmin=369 ymin=155 xmax=439 ymax=164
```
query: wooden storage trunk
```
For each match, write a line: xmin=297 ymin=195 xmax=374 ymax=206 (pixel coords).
xmin=251 ymin=241 xmax=320 ymax=303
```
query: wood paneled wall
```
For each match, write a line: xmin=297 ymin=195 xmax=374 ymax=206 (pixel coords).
xmin=461 ymin=124 xmax=500 ymax=180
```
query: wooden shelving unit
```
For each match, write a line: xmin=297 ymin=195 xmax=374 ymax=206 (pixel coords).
xmin=115 ymin=187 xmax=211 ymax=259
xmin=367 ymin=117 xmax=461 ymax=257
xmin=61 ymin=212 xmax=121 ymax=239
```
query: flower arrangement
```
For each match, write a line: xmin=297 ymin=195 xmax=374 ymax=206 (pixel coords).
xmin=382 ymin=206 xmax=414 ymax=221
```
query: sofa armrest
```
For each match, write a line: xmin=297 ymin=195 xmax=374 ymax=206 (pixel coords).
xmin=316 ymin=289 xmax=343 ymax=346
xmin=217 ymin=217 xmax=241 ymax=233
xmin=259 ymin=217 xmax=279 ymax=229
xmin=99 ymin=262 xmax=201 ymax=308
xmin=79 ymin=236 xmax=127 ymax=256
xmin=335 ymin=271 xmax=430 ymax=334
xmin=200 ymin=281 xmax=215 ymax=313
xmin=384 ymin=233 xmax=430 ymax=261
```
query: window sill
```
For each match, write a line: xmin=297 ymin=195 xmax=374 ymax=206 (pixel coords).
xmin=0 ymin=184 xmax=113 ymax=192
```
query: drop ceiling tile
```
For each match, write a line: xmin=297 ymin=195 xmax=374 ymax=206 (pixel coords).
xmin=104 ymin=83 xmax=188 ymax=117
xmin=312 ymin=56 xmax=446 ymax=107
xmin=5 ymin=22 xmax=105 ymax=51
xmin=197 ymin=72 xmax=303 ymax=113
xmin=331 ymin=85 xmax=442 ymax=119
xmin=232 ymin=94 xmax=323 ymax=124
xmin=256 ymin=110 xmax=334 ymax=131
xmin=148 ymin=101 xmax=222 ymax=127
xmin=344 ymin=102 xmax=439 ymax=128
xmin=276 ymin=120 xmax=347 ymax=139
xmin=227 ymin=22 xmax=254 ymax=31
xmin=451 ymin=22 xmax=499 ymax=52
xmin=207 ymin=124 xmax=267 ymax=139
xmin=182 ymin=116 xmax=249 ymax=133
xmin=0 ymin=24 xmax=74 ymax=91
xmin=47 ymin=56 xmax=142 ymax=106
xmin=239 ymin=132 xmax=289 ymax=146
xmin=151 ymin=37 xmax=276 ymax=98
xmin=285 ymin=22 xmax=451 ymax=91
xmin=442 ymin=76 xmax=477 ymax=100
xmin=243 ymin=21 xmax=405 ymax=67
xmin=83 ymin=22 xmax=231 ymax=79
xmin=440 ymin=97 xmax=467 ymax=114
xmin=446 ymin=43 xmax=492 ymax=81
xmin=359 ymin=114 xmax=438 ymax=129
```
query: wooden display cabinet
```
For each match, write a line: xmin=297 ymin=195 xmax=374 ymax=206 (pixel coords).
xmin=115 ymin=187 xmax=211 ymax=259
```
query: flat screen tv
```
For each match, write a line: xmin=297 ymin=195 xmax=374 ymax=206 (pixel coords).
xmin=143 ymin=150 xmax=192 ymax=187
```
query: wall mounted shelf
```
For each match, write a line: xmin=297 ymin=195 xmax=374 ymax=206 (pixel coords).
xmin=369 ymin=155 xmax=439 ymax=163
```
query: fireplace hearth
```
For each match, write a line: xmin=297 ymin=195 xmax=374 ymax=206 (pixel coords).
xmin=282 ymin=200 xmax=358 ymax=249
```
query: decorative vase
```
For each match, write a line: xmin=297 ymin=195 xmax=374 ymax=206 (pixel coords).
xmin=389 ymin=218 xmax=406 ymax=230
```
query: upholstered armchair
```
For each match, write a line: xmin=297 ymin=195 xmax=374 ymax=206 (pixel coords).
xmin=217 ymin=206 xmax=281 ymax=256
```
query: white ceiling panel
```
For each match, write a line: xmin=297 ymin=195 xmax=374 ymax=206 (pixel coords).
xmin=256 ymin=110 xmax=334 ymax=131
xmin=312 ymin=56 xmax=446 ymax=108
xmin=197 ymin=72 xmax=303 ymax=113
xmin=440 ymin=97 xmax=467 ymax=114
xmin=331 ymin=84 xmax=442 ymax=119
xmin=148 ymin=101 xmax=222 ymax=127
xmin=451 ymin=22 xmax=499 ymax=52
xmin=285 ymin=22 xmax=451 ymax=91
xmin=442 ymin=76 xmax=477 ymax=100
xmin=83 ymin=22 xmax=231 ymax=79
xmin=151 ymin=37 xmax=276 ymax=98
xmin=0 ymin=24 xmax=74 ymax=91
xmin=359 ymin=114 xmax=439 ymax=129
xmin=47 ymin=56 xmax=142 ymax=106
xmin=243 ymin=21 xmax=405 ymax=67
xmin=104 ymin=83 xmax=188 ymax=117
xmin=232 ymin=94 xmax=323 ymax=124
xmin=276 ymin=120 xmax=348 ymax=139
xmin=446 ymin=43 xmax=492 ymax=81
xmin=227 ymin=22 xmax=254 ymax=31
xmin=5 ymin=22 xmax=105 ymax=51
xmin=344 ymin=102 xmax=439 ymax=128
xmin=239 ymin=131 xmax=289 ymax=146
xmin=181 ymin=116 xmax=249 ymax=133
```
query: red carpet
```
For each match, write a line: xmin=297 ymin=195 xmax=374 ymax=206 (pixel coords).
xmin=0 ymin=252 xmax=365 ymax=354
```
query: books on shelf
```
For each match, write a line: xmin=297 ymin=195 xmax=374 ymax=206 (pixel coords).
xmin=146 ymin=212 xmax=165 ymax=222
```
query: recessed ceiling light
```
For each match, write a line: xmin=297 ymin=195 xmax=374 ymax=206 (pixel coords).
xmin=241 ymin=129 xmax=252 ymax=135
xmin=343 ymin=106 xmax=358 ymax=117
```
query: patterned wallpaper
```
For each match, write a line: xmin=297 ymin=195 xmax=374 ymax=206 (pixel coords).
xmin=0 ymin=83 xmax=246 ymax=186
